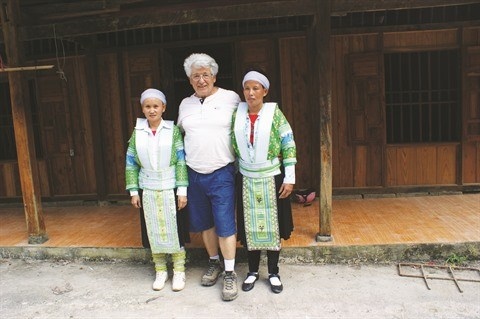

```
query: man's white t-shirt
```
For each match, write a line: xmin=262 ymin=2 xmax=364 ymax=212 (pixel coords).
xmin=177 ymin=88 xmax=241 ymax=174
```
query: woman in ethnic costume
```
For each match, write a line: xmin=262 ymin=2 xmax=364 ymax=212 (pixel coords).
xmin=232 ymin=71 xmax=296 ymax=294
xmin=125 ymin=88 xmax=189 ymax=292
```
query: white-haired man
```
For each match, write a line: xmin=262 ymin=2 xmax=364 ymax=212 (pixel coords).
xmin=177 ymin=53 xmax=240 ymax=301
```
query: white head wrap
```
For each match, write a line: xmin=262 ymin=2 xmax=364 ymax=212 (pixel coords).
xmin=140 ymin=88 xmax=166 ymax=105
xmin=242 ymin=71 xmax=270 ymax=89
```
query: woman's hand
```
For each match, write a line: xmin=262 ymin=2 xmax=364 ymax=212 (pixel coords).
xmin=178 ymin=195 xmax=187 ymax=210
xmin=278 ymin=183 xmax=293 ymax=199
xmin=131 ymin=195 xmax=141 ymax=208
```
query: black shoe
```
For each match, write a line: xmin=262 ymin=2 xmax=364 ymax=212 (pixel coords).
xmin=242 ymin=272 xmax=259 ymax=292
xmin=268 ymin=274 xmax=283 ymax=294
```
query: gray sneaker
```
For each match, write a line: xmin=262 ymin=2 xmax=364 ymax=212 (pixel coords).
xmin=222 ymin=271 xmax=238 ymax=301
xmin=201 ymin=259 xmax=223 ymax=286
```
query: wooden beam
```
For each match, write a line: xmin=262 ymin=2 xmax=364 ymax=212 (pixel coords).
xmin=312 ymin=0 xmax=333 ymax=241
xmin=20 ymin=1 xmax=120 ymax=23
xmin=331 ymin=0 xmax=480 ymax=14
xmin=332 ymin=20 xmax=480 ymax=36
xmin=19 ymin=0 xmax=317 ymax=40
xmin=1 ymin=0 xmax=475 ymax=42
xmin=0 ymin=0 xmax=48 ymax=244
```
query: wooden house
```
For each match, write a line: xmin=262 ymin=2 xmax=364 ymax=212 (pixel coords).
xmin=1 ymin=0 xmax=479 ymax=243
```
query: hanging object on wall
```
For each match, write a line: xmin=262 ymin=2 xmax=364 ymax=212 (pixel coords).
xmin=0 ymin=54 xmax=54 ymax=72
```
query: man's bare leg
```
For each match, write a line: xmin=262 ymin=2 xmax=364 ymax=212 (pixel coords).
xmin=219 ymin=234 xmax=236 ymax=261
xmin=202 ymin=227 xmax=219 ymax=257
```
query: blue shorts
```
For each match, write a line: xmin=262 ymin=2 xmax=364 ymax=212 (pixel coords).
xmin=187 ymin=163 xmax=236 ymax=237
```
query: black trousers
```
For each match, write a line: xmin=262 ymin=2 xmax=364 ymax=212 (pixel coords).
xmin=247 ymin=250 xmax=280 ymax=275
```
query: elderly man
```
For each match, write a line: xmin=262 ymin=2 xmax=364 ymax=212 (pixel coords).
xmin=177 ymin=53 xmax=240 ymax=301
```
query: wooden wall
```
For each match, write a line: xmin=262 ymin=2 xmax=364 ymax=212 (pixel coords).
xmin=0 ymin=56 xmax=97 ymax=199
xmin=1 ymin=26 xmax=479 ymax=202
xmin=330 ymin=27 xmax=480 ymax=190
xmin=278 ymin=36 xmax=315 ymax=189
xmin=386 ymin=144 xmax=457 ymax=186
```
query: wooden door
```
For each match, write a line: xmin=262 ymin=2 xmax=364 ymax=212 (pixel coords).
xmin=346 ymin=52 xmax=385 ymax=187
xmin=34 ymin=56 xmax=97 ymax=197
xmin=35 ymin=72 xmax=76 ymax=196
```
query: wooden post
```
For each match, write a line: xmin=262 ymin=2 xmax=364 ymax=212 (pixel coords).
xmin=1 ymin=0 xmax=48 ymax=244
xmin=312 ymin=0 xmax=333 ymax=242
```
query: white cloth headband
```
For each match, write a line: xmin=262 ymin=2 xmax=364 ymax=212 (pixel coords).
xmin=140 ymin=88 xmax=166 ymax=105
xmin=242 ymin=71 xmax=270 ymax=89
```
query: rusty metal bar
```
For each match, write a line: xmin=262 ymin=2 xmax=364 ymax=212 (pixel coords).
xmin=448 ymin=266 xmax=463 ymax=293
xmin=398 ymin=263 xmax=480 ymax=292
xmin=420 ymin=264 xmax=431 ymax=290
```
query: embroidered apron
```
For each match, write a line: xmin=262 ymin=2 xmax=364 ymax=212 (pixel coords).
xmin=135 ymin=119 xmax=181 ymax=254
xmin=234 ymin=103 xmax=281 ymax=251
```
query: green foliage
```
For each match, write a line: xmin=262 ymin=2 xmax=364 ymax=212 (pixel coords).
xmin=445 ymin=253 xmax=467 ymax=266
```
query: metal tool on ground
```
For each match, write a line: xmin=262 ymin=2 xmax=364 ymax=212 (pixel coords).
xmin=398 ymin=262 xmax=480 ymax=293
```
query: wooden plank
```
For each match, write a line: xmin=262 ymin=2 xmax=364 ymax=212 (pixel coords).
xmin=417 ymin=146 xmax=437 ymax=184
xmin=397 ymin=147 xmax=416 ymax=185
xmin=385 ymin=147 xmax=397 ymax=186
xmin=96 ymin=53 xmax=127 ymax=195
xmin=86 ymin=51 xmax=107 ymax=199
xmin=436 ymin=144 xmax=457 ymax=184
xmin=354 ymin=145 xmax=367 ymax=187
xmin=383 ymin=29 xmax=458 ymax=51
xmin=333 ymin=20 xmax=480 ymax=37
xmin=49 ymin=156 xmax=72 ymax=195
xmin=0 ymin=0 xmax=47 ymax=244
xmin=332 ymin=0 xmax=480 ymax=14
xmin=279 ymin=36 xmax=311 ymax=189
xmin=477 ymin=142 xmax=480 ymax=182
xmin=0 ymin=162 xmax=17 ymax=197
xmin=386 ymin=144 xmax=460 ymax=186
xmin=463 ymin=48 xmax=480 ymax=142
xmin=37 ymin=160 xmax=51 ymax=197
xmin=367 ymin=143 xmax=383 ymax=186
xmin=462 ymin=142 xmax=478 ymax=184
xmin=462 ymin=27 xmax=480 ymax=46
xmin=332 ymin=35 xmax=355 ymax=187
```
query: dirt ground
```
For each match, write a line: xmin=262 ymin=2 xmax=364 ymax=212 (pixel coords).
xmin=1 ymin=258 xmax=479 ymax=319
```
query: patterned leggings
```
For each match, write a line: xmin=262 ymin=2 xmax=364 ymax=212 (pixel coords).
xmin=152 ymin=248 xmax=186 ymax=272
